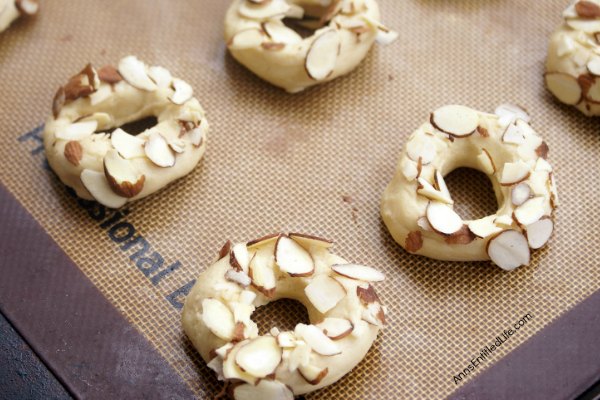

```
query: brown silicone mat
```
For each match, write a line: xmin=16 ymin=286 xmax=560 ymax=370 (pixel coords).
xmin=1 ymin=0 xmax=599 ymax=398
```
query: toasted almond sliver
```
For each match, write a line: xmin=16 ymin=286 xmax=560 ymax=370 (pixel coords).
xmin=305 ymin=30 xmax=340 ymax=81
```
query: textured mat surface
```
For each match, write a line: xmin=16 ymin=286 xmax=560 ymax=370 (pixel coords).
xmin=0 ymin=0 xmax=599 ymax=398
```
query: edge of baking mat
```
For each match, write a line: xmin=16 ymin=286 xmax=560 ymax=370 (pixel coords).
xmin=448 ymin=287 xmax=600 ymax=400
xmin=0 ymin=183 xmax=195 ymax=400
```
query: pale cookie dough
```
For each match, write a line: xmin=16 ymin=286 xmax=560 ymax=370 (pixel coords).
xmin=381 ymin=105 xmax=558 ymax=271
xmin=546 ymin=0 xmax=600 ymax=116
xmin=182 ymin=233 xmax=387 ymax=399
xmin=0 ymin=0 xmax=37 ymax=33
xmin=44 ymin=56 xmax=209 ymax=208
xmin=224 ymin=0 xmax=398 ymax=93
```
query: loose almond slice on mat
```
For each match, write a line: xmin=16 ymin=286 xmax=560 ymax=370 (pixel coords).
xmin=111 ymin=128 xmax=146 ymax=159
xmin=430 ymin=105 xmax=479 ymax=137
xmin=426 ymin=202 xmax=463 ymax=235
xmin=235 ymin=336 xmax=282 ymax=378
xmin=202 ymin=298 xmax=236 ymax=341
xmin=545 ymin=72 xmax=582 ymax=105
xmin=233 ymin=380 xmax=293 ymax=400
xmin=275 ymin=235 xmax=314 ymax=276
xmin=331 ymin=264 xmax=384 ymax=282
xmin=118 ymin=56 xmax=157 ymax=91
xmin=487 ymin=230 xmax=530 ymax=271
xmin=145 ymin=131 xmax=175 ymax=167
xmin=305 ymin=30 xmax=340 ymax=81
xmin=304 ymin=274 xmax=346 ymax=314
xmin=80 ymin=169 xmax=127 ymax=209
xmin=317 ymin=318 xmax=353 ymax=340
xmin=526 ymin=217 xmax=554 ymax=249
xmin=103 ymin=150 xmax=145 ymax=198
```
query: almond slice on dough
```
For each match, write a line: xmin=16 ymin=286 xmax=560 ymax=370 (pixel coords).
xmin=304 ymin=274 xmax=346 ymax=314
xmin=426 ymin=201 xmax=463 ymax=235
xmin=430 ymin=105 xmax=479 ymax=137
xmin=234 ymin=336 xmax=282 ymax=378
xmin=487 ymin=230 xmax=530 ymax=271
xmin=305 ymin=30 xmax=340 ymax=81
xmin=331 ymin=264 xmax=385 ymax=282
xmin=80 ymin=169 xmax=127 ymax=209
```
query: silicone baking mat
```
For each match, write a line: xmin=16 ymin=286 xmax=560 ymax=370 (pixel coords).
xmin=0 ymin=0 xmax=599 ymax=398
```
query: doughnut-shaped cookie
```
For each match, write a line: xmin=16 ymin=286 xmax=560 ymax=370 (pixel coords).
xmin=381 ymin=105 xmax=558 ymax=271
xmin=224 ymin=0 xmax=398 ymax=93
xmin=182 ymin=233 xmax=387 ymax=398
xmin=546 ymin=0 xmax=600 ymax=116
xmin=44 ymin=56 xmax=209 ymax=208
xmin=0 ymin=0 xmax=38 ymax=33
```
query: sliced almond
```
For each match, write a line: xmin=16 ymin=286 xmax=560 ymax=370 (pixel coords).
xmin=503 ymin=123 xmax=526 ymax=145
xmin=487 ymin=230 xmax=530 ymax=271
xmin=295 ymin=324 xmax=341 ymax=356
xmin=206 ymin=357 xmax=224 ymax=381
xmin=277 ymin=331 xmax=297 ymax=348
xmin=289 ymin=233 xmax=334 ymax=250
xmin=511 ymin=182 xmax=532 ymax=206
xmin=275 ymin=235 xmax=314 ymax=277
xmin=103 ymin=150 xmax=145 ymax=198
xmin=233 ymin=380 xmax=293 ymax=400
xmin=430 ymin=105 xmax=479 ymax=137
xmin=575 ymin=1 xmax=600 ymax=18
xmin=288 ymin=341 xmax=311 ymax=372
xmin=356 ymin=284 xmax=381 ymax=305
xmin=15 ymin=0 xmax=39 ymax=15
xmin=549 ymin=173 xmax=559 ymax=208
xmin=434 ymin=170 xmax=452 ymax=200
xmin=169 ymin=78 xmax=194 ymax=105
xmin=468 ymin=216 xmax=503 ymax=239
xmin=64 ymin=141 xmax=83 ymax=166
xmin=362 ymin=302 xmax=385 ymax=326
xmin=587 ymin=57 xmax=600 ymax=77
xmin=444 ymin=225 xmax=476 ymax=245
xmin=168 ymin=138 xmax=186 ymax=154
xmin=477 ymin=149 xmax=496 ymax=175
xmin=331 ymin=264 xmax=384 ymax=282
xmin=495 ymin=215 xmax=514 ymax=227
xmin=500 ymin=160 xmax=531 ymax=186
xmin=80 ymin=169 xmax=127 ymax=209
xmin=375 ymin=26 xmax=399 ymax=45
xmin=566 ymin=18 xmax=600 ymax=32
xmin=110 ymin=128 xmax=145 ymax=159
xmin=239 ymin=289 xmax=257 ymax=306
xmin=262 ymin=21 xmax=302 ymax=44
xmin=148 ymin=66 xmax=173 ymax=88
xmin=52 ymin=87 xmax=66 ymax=118
xmin=145 ymin=131 xmax=175 ymax=167
xmin=426 ymin=201 xmax=463 ymax=235
xmin=249 ymin=250 xmax=277 ymax=298
xmin=405 ymin=231 xmax=423 ymax=252
xmin=235 ymin=336 xmax=282 ymax=378
xmin=417 ymin=217 xmax=433 ymax=231
xmin=118 ymin=56 xmax=157 ymax=91
xmin=406 ymin=135 xmax=436 ymax=164
xmin=526 ymin=217 xmax=554 ymax=249
xmin=218 ymin=240 xmax=232 ymax=260
xmin=584 ymin=75 xmax=600 ymax=102
xmin=304 ymin=274 xmax=346 ymax=314
xmin=223 ymin=342 xmax=257 ymax=384
xmin=55 ymin=121 xmax=97 ymax=141
xmin=545 ymin=72 xmax=582 ymax=105
xmin=535 ymin=157 xmax=553 ymax=172
xmin=202 ymin=298 xmax=236 ymax=341
xmin=536 ymin=141 xmax=550 ymax=159
xmin=228 ymin=29 xmax=265 ymax=49
xmin=226 ymin=269 xmax=252 ymax=287
xmin=97 ymin=65 xmax=123 ymax=84
xmin=89 ymin=85 xmax=112 ymax=106
xmin=305 ymin=29 xmax=340 ymax=81
xmin=514 ymin=197 xmax=546 ymax=226
xmin=239 ymin=0 xmax=290 ymax=19
xmin=230 ymin=243 xmax=251 ymax=274
xmin=247 ymin=233 xmax=281 ymax=248
xmin=298 ymin=364 xmax=329 ymax=385
xmin=417 ymin=177 xmax=453 ymax=204
xmin=495 ymin=103 xmax=530 ymax=127
xmin=317 ymin=318 xmax=353 ymax=340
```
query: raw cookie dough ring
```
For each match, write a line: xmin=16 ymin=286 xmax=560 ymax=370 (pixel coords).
xmin=545 ymin=0 xmax=600 ymax=116
xmin=0 ymin=0 xmax=38 ymax=33
xmin=44 ymin=55 xmax=209 ymax=208
xmin=381 ymin=105 xmax=558 ymax=271
xmin=224 ymin=0 xmax=398 ymax=93
xmin=182 ymin=233 xmax=387 ymax=398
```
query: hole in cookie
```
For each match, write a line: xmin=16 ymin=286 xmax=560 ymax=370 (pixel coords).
xmin=252 ymin=299 xmax=309 ymax=335
xmin=444 ymin=168 xmax=498 ymax=220
xmin=282 ymin=2 xmax=336 ymax=38
xmin=108 ymin=116 xmax=158 ymax=136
